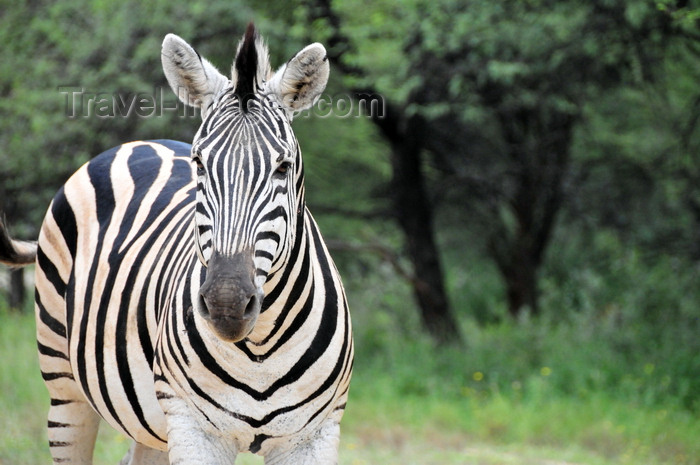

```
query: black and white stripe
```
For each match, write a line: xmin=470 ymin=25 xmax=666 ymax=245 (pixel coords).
xmin=1 ymin=24 xmax=352 ymax=464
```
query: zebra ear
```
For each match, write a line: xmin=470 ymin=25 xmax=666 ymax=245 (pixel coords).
xmin=268 ymin=43 xmax=329 ymax=117
xmin=161 ymin=34 xmax=229 ymax=118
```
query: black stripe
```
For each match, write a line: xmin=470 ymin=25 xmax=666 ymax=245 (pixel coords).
xmin=161 ymin=330 xmax=222 ymax=428
xmin=49 ymin=441 xmax=71 ymax=447
xmin=259 ymin=206 xmax=287 ymax=225
xmin=111 ymin=194 xmax=192 ymax=444
xmin=37 ymin=342 xmax=69 ymax=360
xmin=255 ymin=231 xmax=280 ymax=243
xmin=260 ymin=222 xmax=339 ymax=393
xmin=64 ymin=270 xmax=76 ymax=343
xmin=51 ymin=399 xmax=74 ymax=406
xmin=35 ymin=290 xmax=67 ymax=339
xmin=36 ymin=247 xmax=66 ymax=298
xmin=89 ymin=143 xmax=192 ymax=441
xmin=254 ymin=250 xmax=274 ymax=261
xmin=136 ymin=269 xmax=156 ymax=367
xmin=263 ymin=206 xmax=306 ymax=304
xmin=126 ymin=145 xmax=161 ymax=200
xmin=259 ymin=284 xmax=315 ymax=358
xmin=165 ymin=235 xmax=198 ymax=370
xmin=50 ymin=187 xmax=78 ymax=259
xmin=249 ymin=434 xmax=271 ymax=454
xmin=75 ymin=150 xmax=118 ymax=408
xmin=303 ymin=392 xmax=335 ymax=428
xmin=151 ymin=139 xmax=193 ymax=155
xmin=334 ymin=403 xmax=347 ymax=411
xmin=42 ymin=372 xmax=74 ymax=381
xmin=48 ymin=421 xmax=72 ymax=428
xmin=236 ymin=279 xmax=314 ymax=362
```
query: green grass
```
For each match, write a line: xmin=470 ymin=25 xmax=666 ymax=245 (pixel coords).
xmin=2 ymin=306 xmax=700 ymax=465
xmin=344 ymin=372 xmax=700 ymax=465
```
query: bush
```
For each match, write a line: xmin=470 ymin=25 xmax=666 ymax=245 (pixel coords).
xmin=347 ymin=226 xmax=700 ymax=413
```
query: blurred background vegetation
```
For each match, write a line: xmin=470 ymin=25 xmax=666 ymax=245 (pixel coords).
xmin=1 ymin=0 xmax=700 ymax=463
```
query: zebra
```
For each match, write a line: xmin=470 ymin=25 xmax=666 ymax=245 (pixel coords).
xmin=0 ymin=23 xmax=353 ymax=464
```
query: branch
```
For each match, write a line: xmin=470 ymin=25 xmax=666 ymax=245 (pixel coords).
xmin=324 ymin=238 xmax=417 ymax=286
xmin=311 ymin=204 xmax=393 ymax=221
xmin=681 ymin=94 xmax=700 ymax=152
xmin=303 ymin=0 xmax=404 ymax=142
xmin=304 ymin=0 xmax=365 ymax=77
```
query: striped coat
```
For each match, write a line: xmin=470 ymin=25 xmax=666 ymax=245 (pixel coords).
xmin=2 ymin=24 xmax=352 ymax=464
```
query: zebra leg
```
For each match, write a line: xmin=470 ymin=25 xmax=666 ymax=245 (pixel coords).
xmin=158 ymin=391 xmax=239 ymax=464
xmin=35 ymin=234 xmax=101 ymax=462
xmin=265 ymin=420 xmax=340 ymax=465
xmin=45 ymin=383 xmax=101 ymax=464
xmin=40 ymin=313 xmax=101 ymax=462
xmin=119 ymin=441 xmax=169 ymax=465
xmin=165 ymin=417 xmax=239 ymax=465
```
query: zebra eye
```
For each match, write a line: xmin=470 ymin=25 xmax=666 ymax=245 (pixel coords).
xmin=193 ymin=158 xmax=205 ymax=177
xmin=275 ymin=161 xmax=292 ymax=176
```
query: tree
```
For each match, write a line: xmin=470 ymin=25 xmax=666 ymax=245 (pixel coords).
xmin=570 ymin=14 xmax=700 ymax=259
xmin=300 ymin=0 xmax=698 ymax=319
xmin=300 ymin=0 xmax=463 ymax=344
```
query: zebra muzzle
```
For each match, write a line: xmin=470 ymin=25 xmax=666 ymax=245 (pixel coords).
xmin=197 ymin=250 xmax=263 ymax=342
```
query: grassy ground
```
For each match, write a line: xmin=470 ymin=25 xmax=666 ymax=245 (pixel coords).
xmin=2 ymin=308 xmax=699 ymax=465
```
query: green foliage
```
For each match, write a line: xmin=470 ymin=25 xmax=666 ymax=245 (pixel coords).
xmin=336 ymin=226 xmax=700 ymax=462
xmin=0 ymin=0 xmax=256 ymax=233
xmin=294 ymin=111 xmax=391 ymax=222
xmin=571 ymin=36 xmax=700 ymax=257
xmin=1 ymin=1 xmax=700 ymax=459
xmin=3 ymin=0 xmax=698 ymax=318
xmin=4 ymin=292 xmax=700 ymax=464
xmin=346 ymin=215 xmax=700 ymax=413
xmin=295 ymin=0 xmax=700 ymax=321
xmin=541 ymin=229 xmax=700 ymax=411
xmin=0 ymin=301 xmax=50 ymax=464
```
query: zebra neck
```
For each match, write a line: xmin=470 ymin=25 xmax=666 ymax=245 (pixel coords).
xmin=244 ymin=207 xmax=316 ymax=346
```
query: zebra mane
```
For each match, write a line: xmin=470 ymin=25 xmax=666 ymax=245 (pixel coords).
xmin=232 ymin=23 xmax=271 ymax=112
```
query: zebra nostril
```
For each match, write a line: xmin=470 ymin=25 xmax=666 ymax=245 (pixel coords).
xmin=244 ymin=293 xmax=259 ymax=317
xmin=198 ymin=294 xmax=210 ymax=317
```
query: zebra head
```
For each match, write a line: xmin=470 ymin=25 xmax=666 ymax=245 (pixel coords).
xmin=161 ymin=24 xmax=329 ymax=342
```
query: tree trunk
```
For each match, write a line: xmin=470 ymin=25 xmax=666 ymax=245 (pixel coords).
xmin=9 ymin=268 xmax=26 ymax=311
xmin=389 ymin=115 xmax=462 ymax=345
xmin=491 ymin=233 xmax=540 ymax=317
xmin=303 ymin=0 xmax=462 ymax=344
xmin=489 ymin=110 xmax=573 ymax=317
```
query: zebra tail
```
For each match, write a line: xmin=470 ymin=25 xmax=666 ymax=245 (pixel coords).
xmin=0 ymin=216 xmax=37 ymax=267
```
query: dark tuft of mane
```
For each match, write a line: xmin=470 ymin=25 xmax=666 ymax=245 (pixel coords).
xmin=234 ymin=22 xmax=259 ymax=112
